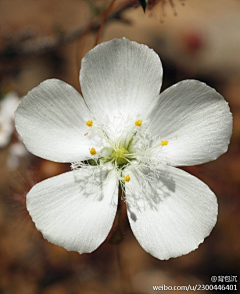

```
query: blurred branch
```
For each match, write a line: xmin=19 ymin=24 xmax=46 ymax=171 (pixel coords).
xmin=94 ymin=0 xmax=117 ymax=47
xmin=0 ymin=1 xmax=136 ymax=57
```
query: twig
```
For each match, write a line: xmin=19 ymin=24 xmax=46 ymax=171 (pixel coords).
xmin=0 ymin=1 xmax=135 ymax=58
xmin=94 ymin=0 xmax=117 ymax=47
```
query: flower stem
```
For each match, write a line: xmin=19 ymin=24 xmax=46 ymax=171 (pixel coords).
xmin=116 ymin=244 xmax=133 ymax=294
xmin=115 ymin=188 xmax=133 ymax=294
xmin=109 ymin=188 xmax=124 ymax=244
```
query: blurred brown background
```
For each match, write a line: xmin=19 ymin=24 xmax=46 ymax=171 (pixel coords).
xmin=0 ymin=0 xmax=239 ymax=293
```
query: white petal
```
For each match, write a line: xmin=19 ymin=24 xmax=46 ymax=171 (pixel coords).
xmin=27 ymin=167 xmax=118 ymax=253
xmin=149 ymin=80 xmax=232 ymax=165
xmin=15 ymin=79 xmax=95 ymax=163
xmin=125 ymin=165 xmax=218 ymax=260
xmin=80 ymin=38 xmax=163 ymax=130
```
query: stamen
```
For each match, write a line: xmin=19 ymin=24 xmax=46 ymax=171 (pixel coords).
xmin=90 ymin=147 xmax=97 ymax=155
xmin=135 ymin=120 xmax=142 ymax=127
xmin=124 ymin=174 xmax=130 ymax=182
xmin=161 ymin=140 xmax=169 ymax=146
xmin=86 ymin=120 xmax=93 ymax=127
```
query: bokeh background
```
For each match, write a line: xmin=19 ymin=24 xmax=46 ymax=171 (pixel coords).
xmin=0 ymin=0 xmax=239 ymax=293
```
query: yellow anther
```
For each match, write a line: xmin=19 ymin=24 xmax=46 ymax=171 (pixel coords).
xmin=161 ymin=140 xmax=169 ymax=146
xmin=124 ymin=174 xmax=130 ymax=182
xmin=90 ymin=147 xmax=97 ymax=155
xmin=135 ymin=120 xmax=142 ymax=127
xmin=86 ymin=120 xmax=93 ymax=127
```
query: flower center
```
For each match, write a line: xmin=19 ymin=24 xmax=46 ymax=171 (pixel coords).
xmin=111 ymin=146 xmax=129 ymax=165
xmin=85 ymin=118 xmax=170 ymax=172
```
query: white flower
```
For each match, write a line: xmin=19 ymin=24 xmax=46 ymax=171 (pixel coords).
xmin=15 ymin=38 xmax=232 ymax=260
xmin=0 ymin=92 xmax=20 ymax=147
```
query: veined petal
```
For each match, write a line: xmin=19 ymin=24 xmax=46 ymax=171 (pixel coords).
xmin=80 ymin=38 xmax=163 ymax=133
xmin=15 ymin=79 xmax=95 ymax=163
xmin=125 ymin=165 xmax=217 ymax=260
xmin=149 ymin=80 xmax=232 ymax=166
xmin=27 ymin=167 xmax=118 ymax=254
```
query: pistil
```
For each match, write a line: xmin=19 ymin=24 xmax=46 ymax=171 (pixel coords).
xmin=111 ymin=146 xmax=129 ymax=165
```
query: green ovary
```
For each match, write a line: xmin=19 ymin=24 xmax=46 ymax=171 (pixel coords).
xmin=111 ymin=146 xmax=129 ymax=165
